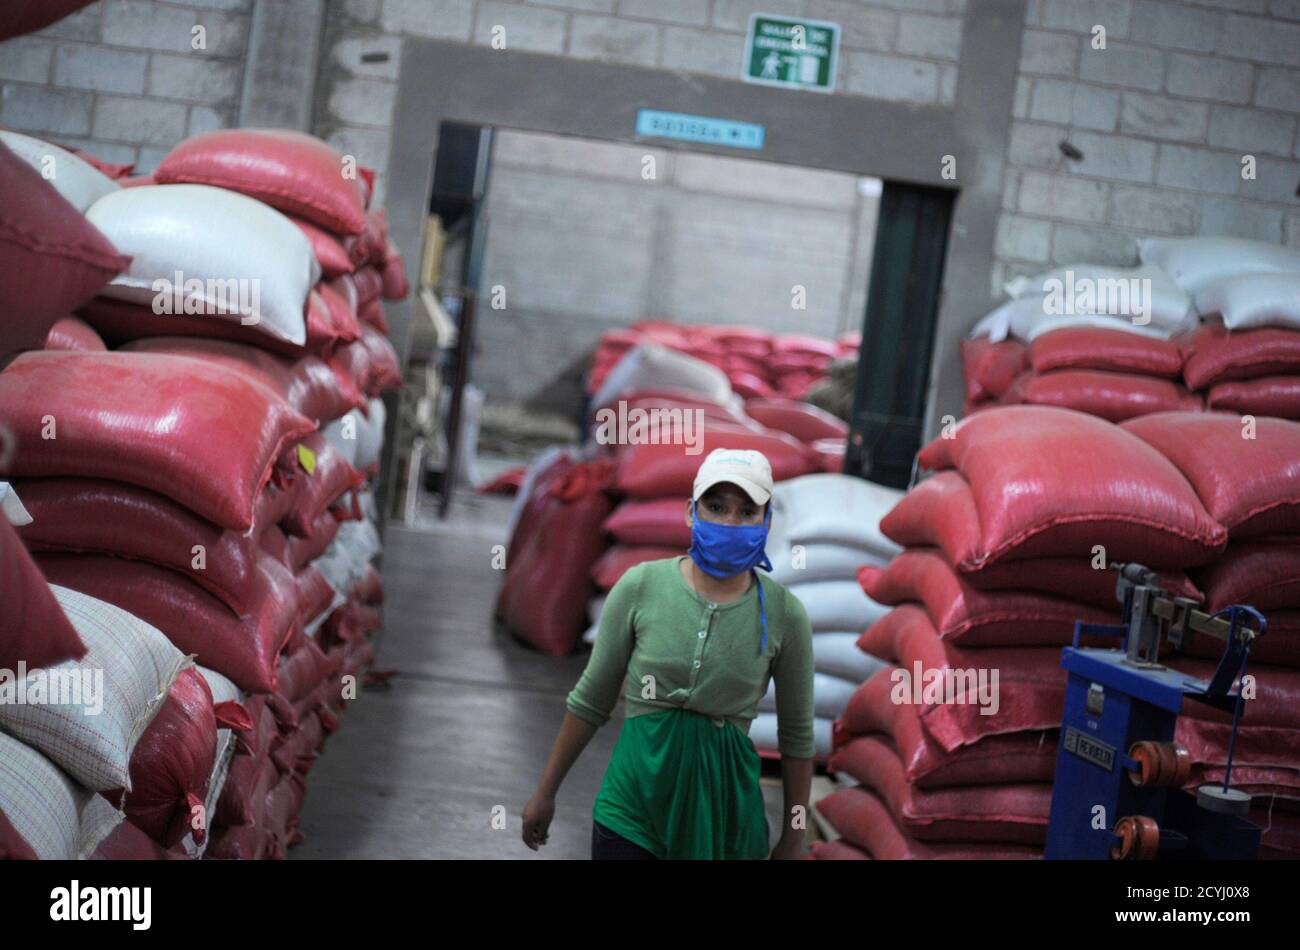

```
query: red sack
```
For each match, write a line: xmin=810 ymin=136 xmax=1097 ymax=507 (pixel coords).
xmin=774 ymin=333 xmax=838 ymax=360
xmin=829 ymin=735 xmax=1051 ymax=845
xmin=283 ymin=510 xmax=341 ymax=571
xmin=960 ymin=337 xmax=1027 ymax=403
xmin=297 ymin=566 xmax=336 ymax=628
xmin=614 ymin=423 xmax=815 ymax=498
xmin=1018 ymin=369 xmax=1202 ymax=422
xmin=1122 ymin=413 xmax=1300 ymax=538
xmin=154 ymin=130 xmax=367 ymax=235
xmin=279 ymin=433 xmax=365 ymax=537
xmin=1181 ymin=322 xmax=1300 ymax=390
xmin=359 ymin=325 xmax=401 ymax=393
xmin=814 ymin=786 xmax=1041 ymax=859
xmin=356 ymin=564 xmax=384 ymax=605
xmin=1028 ymin=326 xmax=1183 ymax=378
xmin=591 ymin=545 xmax=682 ymax=589
xmin=0 ymin=351 xmax=315 ymax=531
xmin=16 ymin=477 xmax=294 ymax=617
xmin=0 ymin=2 xmax=98 ymax=40
xmin=0 ymin=810 xmax=37 ymax=860
xmin=1207 ymin=376 xmax=1300 ymax=420
xmin=276 ymin=637 xmax=333 ymax=705
xmin=727 ymin=371 xmax=776 ymax=400
xmin=832 ymin=669 xmax=1058 ymax=788
xmin=352 ymin=265 xmax=383 ymax=306
xmin=88 ymin=818 xmax=189 ymax=860
xmin=44 ymin=317 xmax=106 ymax=352
xmin=810 ymin=437 xmax=846 ymax=474
xmin=0 ymin=517 xmax=86 ymax=671
xmin=855 ymin=605 xmax=1069 ymax=751
xmin=911 ymin=406 xmax=1227 ymax=570
xmin=37 ymin=553 xmax=300 ymax=694
xmin=857 ymin=549 xmax=1117 ymax=646
xmin=113 ymin=668 xmax=217 ymax=848
xmin=317 ymin=280 xmax=363 ymax=349
xmin=289 ymin=215 xmax=356 ymax=278
xmin=380 ymin=246 xmax=409 ymax=300
xmin=742 ymin=397 xmax=848 ymax=443
xmin=805 ymin=838 xmax=870 ymax=860
xmin=960 ymin=555 xmax=1202 ymax=610
xmin=1195 ymin=541 xmax=1300 ymax=613
xmin=121 ymin=337 xmax=364 ymax=426
xmin=0 ymin=141 xmax=128 ymax=366
xmin=497 ymin=459 xmax=616 ymax=655
xmin=77 ymin=291 xmax=347 ymax=359
xmin=358 ymin=297 xmax=390 ymax=334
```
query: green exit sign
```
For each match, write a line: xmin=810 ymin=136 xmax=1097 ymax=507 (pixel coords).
xmin=742 ymin=14 xmax=840 ymax=93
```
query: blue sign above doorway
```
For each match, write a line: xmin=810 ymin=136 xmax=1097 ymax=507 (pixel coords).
xmin=634 ymin=109 xmax=765 ymax=150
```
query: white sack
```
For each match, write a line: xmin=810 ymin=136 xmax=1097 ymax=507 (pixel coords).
xmin=812 ymin=631 xmax=891 ymax=683
xmin=748 ymin=713 xmax=833 ymax=759
xmin=0 ymin=130 xmax=118 ymax=212
xmin=788 ymin=579 xmax=890 ymax=632
xmin=1138 ymin=236 xmax=1300 ymax=296
xmin=1195 ymin=272 xmax=1300 ymax=331
xmin=759 ymin=671 xmax=859 ymax=719
xmin=773 ymin=474 xmax=903 ymax=559
xmin=591 ymin=342 xmax=736 ymax=412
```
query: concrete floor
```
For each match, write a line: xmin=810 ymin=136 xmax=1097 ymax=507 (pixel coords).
xmin=293 ymin=456 xmax=831 ymax=859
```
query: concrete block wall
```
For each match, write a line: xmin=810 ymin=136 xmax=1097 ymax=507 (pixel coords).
xmin=316 ymin=0 xmax=969 ymax=206
xmin=996 ymin=0 xmax=1300 ymax=297
xmin=474 ymin=129 xmax=879 ymax=408
xmin=0 ymin=1 xmax=253 ymax=170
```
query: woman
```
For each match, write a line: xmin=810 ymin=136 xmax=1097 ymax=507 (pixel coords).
xmin=521 ymin=447 xmax=815 ymax=860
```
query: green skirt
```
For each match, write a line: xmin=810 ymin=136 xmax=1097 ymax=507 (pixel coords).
xmin=592 ymin=707 xmax=769 ymax=860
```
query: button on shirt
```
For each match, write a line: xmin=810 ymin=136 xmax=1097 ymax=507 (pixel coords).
xmin=565 ymin=556 xmax=816 ymax=758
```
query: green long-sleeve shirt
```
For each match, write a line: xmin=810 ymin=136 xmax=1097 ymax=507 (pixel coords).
xmin=566 ymin=556 xmax=816 ymax=759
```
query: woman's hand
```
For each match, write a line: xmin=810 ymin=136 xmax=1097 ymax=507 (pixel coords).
xmin=521 ymin=793 xmax=555 ymax=851
xmin=769 ymin=831 xmax=805 ymax=860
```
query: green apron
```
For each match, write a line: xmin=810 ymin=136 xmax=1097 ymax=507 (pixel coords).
xmin=592 ymin=707 xmax=770 ymax=860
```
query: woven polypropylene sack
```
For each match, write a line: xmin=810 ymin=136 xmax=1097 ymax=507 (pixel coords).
xmin=289 ymin=214 xmax=357 ymax=278
xmin=741 ymin=398 xmax=847 ymax=443
xmin=857 ymin=549 xmax=1118 ymax=646
xmin=0 ymin=585 xmax=188 ymax=792
xmin=1195 ymin=541 xmax=1300 ymax=614
xmin=811 ymin=631 xmax=890 ymax=682
xmin=787 ymin=579 xmax=889 ymax=632
xmin=613 ymin=423 xmax=815 ymax=498
xmin=77 ymin=291 xmax=342 ymax=359
xmin=960 ymin=337 xmax=1027 ymax=402
xmin=959 ymin=555 xmax=1202 ymax=610
xmin=0 ymin=350 xmax=315 ymax=531
xmin=0 ymin=130 xmax=117 ymax=213
xmin=805 ymin=838 xmax=870 ymax=860
xmin=592 ymin=343 xmax=734 ymax=411
xmin=44 ymin=316 xmax=107 ymax=352
xmin=1017 ymin=369 xmax=1202 ymax=422
xmin=153 ymin=130 xmax=368 ymax=235
xmin=1003 ymin=262 xmax=1196 ymax=336
xmin=0 ymin=141 xmax=128 ymax=365
xmin=1122 ymin=413 xmax=1300 ymax=538
xmin=1207 ymin=376 xmax=1300 ymax=420
xmin=85 ymin=184 xmax=318 ymax=345
xmin=830 ymin=734 xmax=1051 ymax=845
xmin=1180 ymin=322 xmax=1300 ymax=389
xmin=1028 ymin=325 xmax=1183 ymax=378
xmin=0 ymin=516 xmax=86 ymax=671
xmin=606 ymin=390 xmax=758 ymax=431
xmin=279 ymin=433 xmax=365 ymax=538
xmin=36 ymin=553 xmax=300 ymax=695
xmin=814 ymin=785 xmax=1042 ymax=859
xmin=835 ymin=669 xmax=1058 ymax=788
xmin=1195 ymin=272 xmax=1300 ymax=331
xmin=911 ymin=406 xmax=1227 ymax=569
xmin=855 ymin=605 xmax=1069 ymax=751
xmin=498 ymin=463 xmax=615 ymax=656
xmin=772 ymin=473 xmax=903 ymax=558
xmin=1138 ymin=236 xmax=1300 ymax=296
xmin=112 ymin=667 xmax=216 ymax=848
xmin=601 ymin=497 xmax=691 ymax=547
xmin=122 ymin=337 xmax=364 ymax=426
xmin=18 ymin=476 xmax=296 ymax=616
xmin=0 ymin=732 xmax=111 ymax=860
xmin=591 ymin=545 xmax=682 ymax=590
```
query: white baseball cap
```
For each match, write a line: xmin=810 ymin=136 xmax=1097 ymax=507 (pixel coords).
xmin=692 ymin=448 xmax=774 ymax=505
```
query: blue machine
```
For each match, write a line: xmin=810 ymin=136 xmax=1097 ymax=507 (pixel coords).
xmin=1045 ymin=563 xmax=1267 ymax=860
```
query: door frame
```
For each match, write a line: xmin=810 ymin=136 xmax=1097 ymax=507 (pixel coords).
xmin=379 ymin=2 xmax=1026 ymax=513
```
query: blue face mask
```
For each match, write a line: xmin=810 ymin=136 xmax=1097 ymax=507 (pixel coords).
xmin=688 ymin=498 xmax=773 ymax=655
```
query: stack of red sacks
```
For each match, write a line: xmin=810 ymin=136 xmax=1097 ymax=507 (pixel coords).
xmin=814 ymin=406 xmax=1300 ymax=859
xmin=963 ymin=326 xmax=1200 ymax=422
xmin=1182 ymin=321 xmax=1300 ymax=422
xmin=1 ymin=128 xmax=406 ymax=859
xmin=589 ymin=320 xmax=857 ymax=401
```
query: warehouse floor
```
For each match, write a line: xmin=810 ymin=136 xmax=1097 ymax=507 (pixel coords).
xmin=294 ymin=457 xmax=830 ymax=859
